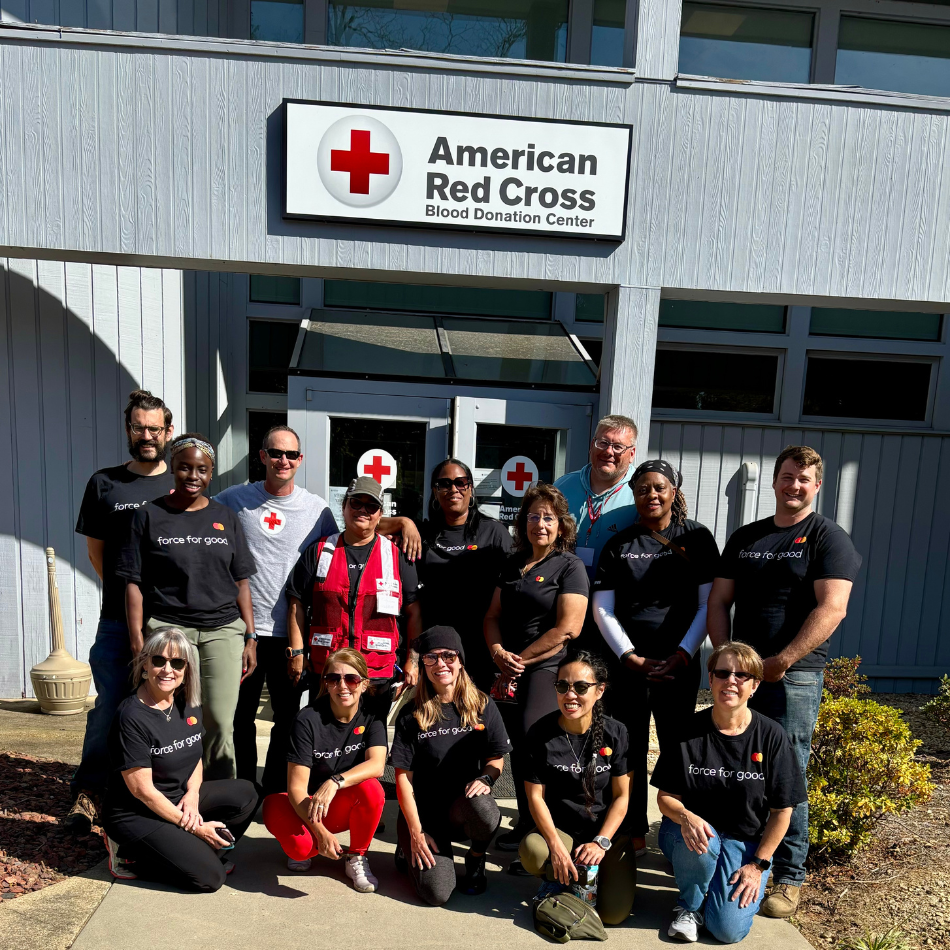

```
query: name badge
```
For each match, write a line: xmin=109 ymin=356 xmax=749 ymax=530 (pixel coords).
xmin=311 ymin=633 xmax=333 ymax=648
xmin=376 ymin=593 xmax=400 ymax=616
xmin=367 ymin=635 xmax=393 ymax=652
xmin=576 ymin=546 xmax=595 ymax=567
xmin=376 ymin=577 xmax=400 ymax=593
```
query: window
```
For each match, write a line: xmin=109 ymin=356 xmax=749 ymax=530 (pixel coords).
xmin=575 ymin=293 xmax=606 ymax=323
xmin=248 ymin=410 xmax=288 ymax=482
xmin=803 ymin=356 xmax=932 ymax=421
xmin=679 ymin=3 xmax=814 ymax=83
xmin=653 ymin=347 xmax=779 ymax=413
xmin=835 ymin=16 xmax=950 ymax=98
xmin=590 ymin=0 xmax=625 ymax=67
xmin=660 ymin=299 xmax=786 ymax=333
xmin=810 ymin=308 xmax=942 ymax=342
xmin=248 ymin=320 xmax=300 ymax=393
xmin=323 ymin=280 xmax=553 ymax=319
xmin=327 ymin=0 xmax=569 ymax=62
xmin=249 ymin=275 xmax=302 ymax=305
xmin=251 ymin=0 xmax=304 ymax=42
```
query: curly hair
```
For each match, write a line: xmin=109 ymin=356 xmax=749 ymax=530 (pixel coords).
xmin=514 ymin=483 xmax=577 ymax=553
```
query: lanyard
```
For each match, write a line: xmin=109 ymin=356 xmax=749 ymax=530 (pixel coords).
xmin=585 ymin=484 xmax=623 ymax=540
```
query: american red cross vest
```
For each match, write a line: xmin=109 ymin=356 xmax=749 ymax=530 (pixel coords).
xmin=308 ymin=533 xmax=402 ymax=679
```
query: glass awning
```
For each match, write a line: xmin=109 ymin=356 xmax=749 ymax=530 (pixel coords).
xmin=292 ymin=309 xmax=598 ymax=388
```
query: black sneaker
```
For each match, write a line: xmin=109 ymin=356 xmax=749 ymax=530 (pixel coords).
xmin=506 ymin=859 xmax=533 ymax=877
xmin=64 ymin=791 xmax=99 ymax=836
xmin=460 ymin=851 xmax=487 ymax=895
xmin=496 ymin=823 xmax=532 ymax=852
xmin=394 ymin=846 xmax=408 ymax=874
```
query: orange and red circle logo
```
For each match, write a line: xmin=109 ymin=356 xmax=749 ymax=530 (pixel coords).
xmin=474 ymin=723 xmax=485 ymax=731
xmin=187 ymin=716 xmax=198 ymax=725
xmin=535 ymin=576 xmax=544 ymax=583
xmin=213 ymin=522 xmax=224 ymax=531
xmin=752 ymin=752 xmax=763 ymax=762
xmin=467 ymin=544 xmax=478 ymax=550
xmin=354 ymin=725 xmax=365 ymax=735
xmin=599 ymin=747 xmax=612 ymax=757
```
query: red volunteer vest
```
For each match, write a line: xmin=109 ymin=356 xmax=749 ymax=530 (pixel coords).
xmin=308 ymin=533 xmax=402 ymax=679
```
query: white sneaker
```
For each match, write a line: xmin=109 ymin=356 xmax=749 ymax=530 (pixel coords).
xmin=345 ymin=853 xmax=378 ymax=893
xmin=668 ymin=906 xmax=703 ymax=942
xmin=287 ymin=857 xmax=312 ymax=872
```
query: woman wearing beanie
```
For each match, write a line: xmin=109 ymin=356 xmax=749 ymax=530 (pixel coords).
xmin=391 ymin=626 xmax=511 ymax=905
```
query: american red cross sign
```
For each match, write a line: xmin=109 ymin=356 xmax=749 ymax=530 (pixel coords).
xmin=356 ymin=448 xmax=398 ymax=491
xmin=330 ymin=129 xmax=390 ymax=195
xmin=501 ymin=455 xmax=539 ymax=498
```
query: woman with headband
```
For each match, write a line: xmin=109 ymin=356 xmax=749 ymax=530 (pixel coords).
xmin=118 ymin=433 xmax=257 ymax=781
xmin=591 ymin=459 xmax=721 ymax=855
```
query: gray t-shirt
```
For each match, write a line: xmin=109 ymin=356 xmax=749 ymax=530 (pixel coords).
xmin=213 ymin=482 xmax=338 ymax=637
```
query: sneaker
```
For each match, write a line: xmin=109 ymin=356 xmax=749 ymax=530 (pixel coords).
xmin=101 ymin=832 xmax=137 ymax=880
xmin=65 ymin=791 xmax=99 ymax=836
xmin=533 ymin=879 xmax=566 ymax=904
xmin=287 ymin=857 xmax=312 ymax=872
xmin=345 ymin=853 xmax=378 ymax=893
xmin=668 ymin=906 xmax=703 ymax=942
xmin=761 ymin=883 xmax=800 ymax=918
xmin=496 ymin=823 xmax=532 ymax=852
xmin=460 ymin=851 xmax=487 ymax=896
xmin=394 ymin=846 xmax=408 ymax=874
xmin=221 ymin=858 xmax=235 ymax=876
xmin=506 ymin=858 xmax=532 ymax=877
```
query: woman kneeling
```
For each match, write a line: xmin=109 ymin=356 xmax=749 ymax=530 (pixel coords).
xmin=102 ymin=628 xmax=259 ymax=892
xmin=520 ymin=650 xmax=636 ymax=925
xmin=263 ymin=649 xmax=386 ymax=893
xmin=392 ymin=626 xmax=510 ymax=906
xmin=652 ymin=642 xmax=807 ymax=943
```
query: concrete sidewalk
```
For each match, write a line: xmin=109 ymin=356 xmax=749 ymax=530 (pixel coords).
xmin=73 ymin=794 xmax=812 ymax=950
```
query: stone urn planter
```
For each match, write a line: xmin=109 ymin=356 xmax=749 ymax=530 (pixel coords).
xmin=29 ymin=547 xmax=92 ymax=715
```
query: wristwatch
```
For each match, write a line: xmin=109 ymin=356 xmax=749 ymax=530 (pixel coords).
xmin=331 ymin=774 xmax=345 ymax=787
xmin=476 ymin=774 xmax=496 ymax=788
xmin=750 ymin=856 xmax=771 ymax=871
xmin=244 ymin=631 xmax=257 ymax=641
xmin=593 ymin=835 xmax=612 ymax=851
xmin=285 ymin=647 xmax=305 ymax=659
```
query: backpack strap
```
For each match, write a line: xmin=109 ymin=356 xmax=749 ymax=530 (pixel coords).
xmin=649 ymin=529 xmax=690 ymax=563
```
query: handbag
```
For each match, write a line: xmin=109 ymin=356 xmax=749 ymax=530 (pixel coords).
xmin=533 ymin=890 xmax=608 ymax=943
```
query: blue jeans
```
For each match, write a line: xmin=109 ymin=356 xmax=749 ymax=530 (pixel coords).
xmin=659 ymin=817 xmax=770 ymax=944
xmin=748 ymin=668 xmax=824 ymax=885
xmin=71 ymin=618 xmax=133 ymax=797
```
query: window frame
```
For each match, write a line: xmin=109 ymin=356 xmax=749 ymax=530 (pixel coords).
xmin=247 ymin=317 xmax=305 ymax=395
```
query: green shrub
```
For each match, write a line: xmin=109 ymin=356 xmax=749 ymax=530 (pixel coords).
xmin=823 ymin=655 xmax=870 ymax=700
xmin=808 ymin=696 xmax=933 ymax=863
xmin=838 ymin=929 xmax=911 ymax=950
xmin=921 ymin=673 xmax=950 ymax=731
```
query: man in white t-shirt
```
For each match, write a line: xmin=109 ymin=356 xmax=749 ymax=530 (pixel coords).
xmin=217 ymin=424 xmax=420 ymax=793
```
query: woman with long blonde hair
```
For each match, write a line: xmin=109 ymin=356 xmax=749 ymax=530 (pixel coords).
xmin=391 ymin=626 xmax=510 ymax=905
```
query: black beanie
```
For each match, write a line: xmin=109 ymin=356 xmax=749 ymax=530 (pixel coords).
xmin=415 ymin=626 xmax=465 ymax=666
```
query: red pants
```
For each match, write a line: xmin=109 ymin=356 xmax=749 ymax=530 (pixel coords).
xmin=263 ymin=779 xmax=385 ymax=858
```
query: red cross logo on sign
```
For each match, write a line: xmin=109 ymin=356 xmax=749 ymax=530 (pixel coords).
xmin=501 ymin=456 xmax=539 ymax=498
xmin=259 ymin=508 xmax=285 ymax=536
xmin=317 ymin=115 xmax=403 ymax=208
xmin=363 ymin=455 xmax=391 ymax=483
xmin=356 ymin=448 xmax=398 ymax=490
xmin=331 ymin=129 xmax=390 ymax=195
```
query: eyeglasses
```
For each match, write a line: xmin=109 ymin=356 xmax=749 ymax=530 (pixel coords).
xmin=435 ymin=477 xmax=472 ymax=493
xmin=593 ymin=437 xmax=633 ymax=454
xmin=527 ymin=513 xmax=558 ymax=525
xmin=265 ymin=448 xmax=301 ymax=461
xmin=150 ymin=655 xmax=186 ymax=671
xmin=555 ymin=679 xmax=598 ymax=695
xmin=130 ymin=424 xmax=167 ymax=436
xmin=711 ymin=669 xmax=756 ymax=683
xmin=324 ymin=672 xmax=364 ymax=688
xmin=421 ymin=650 xmax=460 ymax=666
xmin=347 ymin=498 xmax=382 ymax=514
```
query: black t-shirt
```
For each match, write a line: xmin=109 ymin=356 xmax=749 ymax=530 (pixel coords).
xmin=75 ymin=464 xmax=176 ymax=621
xmin=287 ymin=697 xmax=388 ymax=793
xmin=525 ymin=711 xmax=632 ymax=842
xmin=593 ymin=520 xmax=721 ymax=658
xmin=116 ymin=497 xmax=257 ymax=628
xmin=391 ymin=698 xmax=510 ymax=820
xmin=718 ymin=512 xmax=862 ymax=670
xmin=103 ymin=692 xmax=203 ymax=842
xmin=417 ymin=516 xmax=512 ymax=640
xmin=497 ymin=550 xmax=590 ymax=665
xmin=651 ymin=708 xmax=807 ymax=841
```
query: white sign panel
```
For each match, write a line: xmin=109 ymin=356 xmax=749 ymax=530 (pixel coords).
xmin=501 ymin=456 xmax=539 ymax=498
xmin=284 ymin=101 xmax=632 ymax=241
xmin=357 ymin=448 xmax=398 ymax=490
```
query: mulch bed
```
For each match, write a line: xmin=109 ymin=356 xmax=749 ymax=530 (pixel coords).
xmin=0 ymin=753 xmax=105 ymax=901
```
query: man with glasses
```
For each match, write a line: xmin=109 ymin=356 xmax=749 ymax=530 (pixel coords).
xmin=553 ymin=414 xmax=640 ymax=580
xmin=285 ymin=475 xmax=422 ymax=725
xmin=68 ymin=390 xmax=176 ymax=834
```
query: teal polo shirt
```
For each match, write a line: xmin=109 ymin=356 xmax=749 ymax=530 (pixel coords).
xmin=554 ymin=464 xmax=638 ymax=578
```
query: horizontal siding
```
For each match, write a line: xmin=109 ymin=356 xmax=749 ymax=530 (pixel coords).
xmin=648 ymin=421 xmax=950 ymax=692
xmin=0 ymin=258 xmax=183 ymax=697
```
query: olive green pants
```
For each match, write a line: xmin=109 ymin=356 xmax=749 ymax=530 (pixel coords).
xmin=519 ymin=829 xmax=637 ymax=925
xmin=146 ymin=616 xmax=246 ymax=781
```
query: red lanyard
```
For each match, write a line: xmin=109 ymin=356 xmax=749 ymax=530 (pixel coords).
xmin=585 ymin=485 xmax=623 ymax=540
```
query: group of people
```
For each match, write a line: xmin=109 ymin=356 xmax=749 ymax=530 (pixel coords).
xmin=66 ymin=391 xmax=861 ymax=943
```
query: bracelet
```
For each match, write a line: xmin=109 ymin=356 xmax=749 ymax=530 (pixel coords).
xmin=476 ymin=774 xmax=496 ymax=788
xmin=676 ymin=648 xmax=691 ymax=663
xmin=620 ymin=649 xmax=636 ymax=663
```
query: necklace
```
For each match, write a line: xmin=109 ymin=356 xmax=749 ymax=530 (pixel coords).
xmin=564 ymin=730 xmax=590 ymax=774
xmin=140 ymin=688 xmax=173 ymax=722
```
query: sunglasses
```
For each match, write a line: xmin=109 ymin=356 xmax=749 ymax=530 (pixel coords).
xmin=348 ymin=497 xmax=382 ymax=514
xmin=527 ymin=513 xmax=558 ymax=525
xmin=324 ymin=672 xmax=364 ymax=688
xmin=150 ymin=655 xmax=186 ymax=671
xmin=421 ymin=650 xmax=460 ymax=666
xmin=265 ymin=448 xmax=301 ymax=461
xmin=555 ymin=679 xmax=598 ymax=695
xmin=711 ymin=669 xmax=756 ymax=682
xmin=435 ymin=477 xmax=472 ymax=492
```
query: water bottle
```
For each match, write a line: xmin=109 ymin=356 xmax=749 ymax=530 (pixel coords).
xmin=571 ymin=863 xmax=599 ymax=906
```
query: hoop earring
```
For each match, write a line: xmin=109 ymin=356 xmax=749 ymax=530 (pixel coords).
xmin=468 ymin=495 xmax=475 ymax=509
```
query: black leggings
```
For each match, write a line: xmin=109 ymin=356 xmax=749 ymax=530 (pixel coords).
xmin=121 ymin=780 xmax=260 ymax=892
xmin=397 ymin=793 xmax=501 ymax=906
xmin=499 ymin=664 xmax=560 ymax=827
